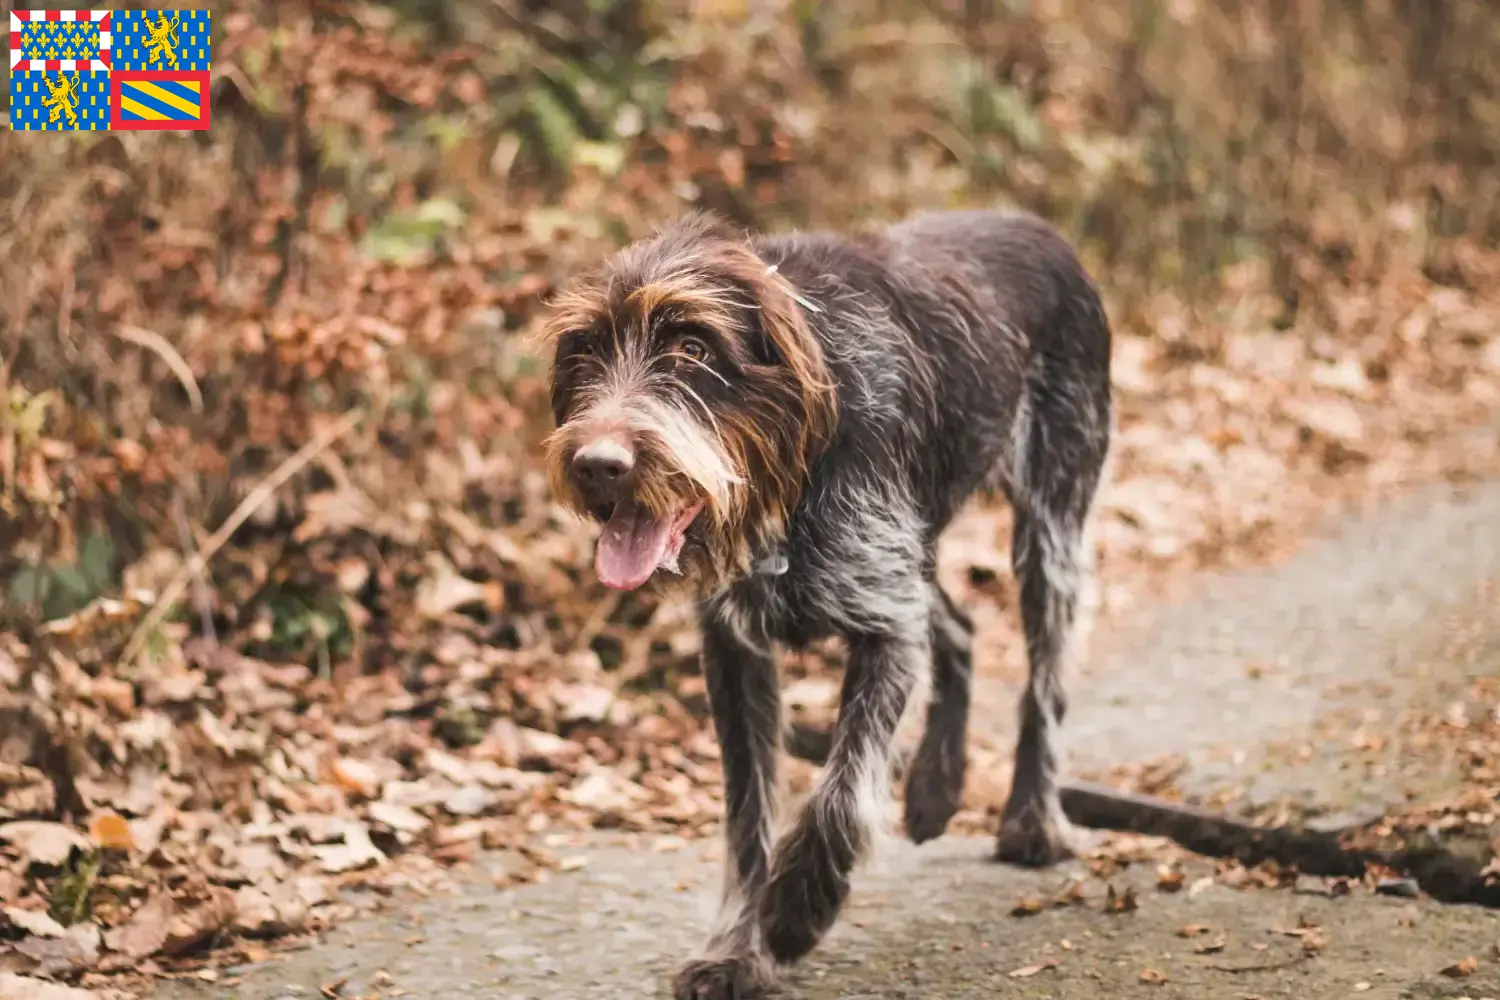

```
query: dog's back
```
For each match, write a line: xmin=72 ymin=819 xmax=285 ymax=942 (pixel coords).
xmin=750 ymin=207 xmax=1112 ymax=540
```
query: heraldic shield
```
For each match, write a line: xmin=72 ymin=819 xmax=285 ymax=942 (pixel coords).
xmin=9 ymin=9 xmax=211 ymax=131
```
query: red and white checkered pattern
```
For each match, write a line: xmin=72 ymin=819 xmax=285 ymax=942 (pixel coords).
xmin=9 ymin=10 xmax=112 ymax=72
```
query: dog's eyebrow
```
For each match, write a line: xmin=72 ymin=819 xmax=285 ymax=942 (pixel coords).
xmin=764 ymin=263 xmax=824 ymax=315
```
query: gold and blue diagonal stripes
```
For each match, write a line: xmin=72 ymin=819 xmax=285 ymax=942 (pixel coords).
xmin=117 ymin=75 xmax=200 ymax=121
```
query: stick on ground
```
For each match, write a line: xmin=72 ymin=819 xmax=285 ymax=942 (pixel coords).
xmin=1060 ymin=781 xmax=1500 ymax=908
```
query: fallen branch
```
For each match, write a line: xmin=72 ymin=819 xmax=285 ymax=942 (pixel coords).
xmin=119 ymin=408 xmax=364 ymax=670
xmin=1059 ymin=781 xmax=1500 ymax=908
xmin=1060 ymin=781 xmax=1373 ymax=877
xmin=115 ymin=324 xmax=204 ymax=414
xmin=1207 ymin=956 xmax=1309 ymax=974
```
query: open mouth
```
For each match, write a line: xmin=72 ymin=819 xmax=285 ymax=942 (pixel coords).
xmin=594 ymin=498 xmax=704 ymax=591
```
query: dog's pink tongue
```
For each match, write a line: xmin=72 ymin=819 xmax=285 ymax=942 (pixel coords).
xmin=595 ymin=500 xmax=674 ymax=591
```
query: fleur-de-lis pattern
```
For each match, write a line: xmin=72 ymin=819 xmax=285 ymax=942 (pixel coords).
xmin=19 ymin=18 xmax=102 ymax=62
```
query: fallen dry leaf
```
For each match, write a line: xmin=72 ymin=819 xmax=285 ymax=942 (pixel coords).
xmin=162 ymin=886 xmax=237 ymax=957
xmin=0 ymin=870 xmax=24 ymax=906
xmin=13 ymin=923 xmax=101 ymax=977
xmin=1053 ymin=880 xmax=1086 ymax=907
xmin=1105 ymin=884 xmax=1139 ymax=914
xmin=103 ymin=893 xmax=172 ymax=960
xmin=0 ymin=823 xmax=90 ymax=868
xmin=367 ymin=802 xmax=430 ymax=835
xmin=233 ymin=881 xmax=314 ymax=938
xmin=3 ymin=908 xmax=65 ymax=938
xmin=1140 ymin=968 xmax=1168 ymax=984
xmin=1270 ymin=915 xmax=1326 ymax=954
xmin=311 ymin=823 xmax=386 ymax=874
xmin=331 ymin=758 xmax=382 ymax=799
xmin=414 ymin=557 xmax=494 ymax=618
xmin=1194 ymin=935 xmax=1227 ymax=955
xmin=1010 ymin=897 xmax=1045 ymax=917
xmin=1440 ymin=955 xmax=1478 ymax=978
xmin=86 ymin=812 xmax=134 ymax=852
xmin=1177 ymin=923 xmax=1211 ymax=938
xmin=0 ymin=973 xmax=100 ymax=1000
xmin=1008 ymin=958 xmax=1060 ymax=979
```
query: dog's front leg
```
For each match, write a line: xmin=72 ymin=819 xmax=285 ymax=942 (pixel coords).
xmin=674 ymin=608 xmax=781 ymax=1000
xmin=758 ymin=626 xmax=924 ymax=965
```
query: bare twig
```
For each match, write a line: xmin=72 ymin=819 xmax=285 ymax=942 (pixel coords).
xmin=120 ymin=408 xmax=364 ymax=669
xmin=57 ymin=266 xmax=76 ymax=362
xmin=172 ymin=488 xmax=217 ymax=648
xmin=1207 ymin=956 xmax=1309 ymax=974
xmin=569 ymin=591 xmax=622 ymax=655
xmin=115 ymin=325 xmax=204 ymax=414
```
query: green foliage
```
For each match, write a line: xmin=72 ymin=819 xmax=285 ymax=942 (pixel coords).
xmin=49 ymin=850 xmax=102 ymax=927
xmin=359 ymin=197 xmax=467 ymax=263
xmin=5 ymin=386 xmax=57 ymax=449
xmin=266 ymin=585 xmax=354 ymax=670
xmin=8 ymin=532 xmax=117 ymax=622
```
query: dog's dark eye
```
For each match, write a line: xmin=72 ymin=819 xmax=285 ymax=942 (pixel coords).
xmin=679 ymin=338 xmax=709 ymax=364
xmin=566 ymin=341 xmax=595 ymax=364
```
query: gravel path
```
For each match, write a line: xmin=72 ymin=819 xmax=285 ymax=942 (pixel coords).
xmin=162 ymin=473 xmax=1500 ymax=1000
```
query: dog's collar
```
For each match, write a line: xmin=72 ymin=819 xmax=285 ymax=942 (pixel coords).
xmin=764 ymin=263 xmax=824 ymax=315
xmin=753 ymin=547 xmax=789 ymax=577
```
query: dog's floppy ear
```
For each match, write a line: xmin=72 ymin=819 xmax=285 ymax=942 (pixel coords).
xmin=720 ymin=243 xmax=839 ymax=456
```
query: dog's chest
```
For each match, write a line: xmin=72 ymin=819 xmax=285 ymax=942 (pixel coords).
xmin=723 ymin=557 xmax=850 ymax=651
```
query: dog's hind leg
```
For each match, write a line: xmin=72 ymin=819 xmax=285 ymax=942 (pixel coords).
xmin=673 ymin=604 xmax=781 ymax=1000
xmin=903 ymin=582 xmax=974 ymax=843
xmin=995 ymin=351 xmax=1111 ymax=867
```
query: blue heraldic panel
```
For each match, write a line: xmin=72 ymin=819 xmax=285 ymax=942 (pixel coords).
xmin=12 ymin=69 xmax=112 ymax=131
xmin=113 ymin=9 xmax=212 ymax=71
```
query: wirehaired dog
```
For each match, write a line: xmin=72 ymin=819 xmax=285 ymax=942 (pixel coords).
xmin=541 ymin=208 xmax=1112 ymax=999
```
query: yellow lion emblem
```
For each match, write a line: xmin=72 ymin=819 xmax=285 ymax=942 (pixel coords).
xmin=145 ymin=12 xmax=180 ymax=68
xmin=41 ymin=71 xmax=81 ymax=129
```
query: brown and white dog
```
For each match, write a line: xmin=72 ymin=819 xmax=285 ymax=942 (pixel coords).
xmin=541 ymin=209 xmax=1113 ymax=999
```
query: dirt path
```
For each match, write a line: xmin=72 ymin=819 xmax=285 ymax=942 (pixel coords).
xmin=981 ymin=471 xmax=1500 ymax=819
xmin=161 ymin=474 xmax=1500 ymax=1000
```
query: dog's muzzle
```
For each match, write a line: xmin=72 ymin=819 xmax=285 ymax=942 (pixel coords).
xmin=566 ymin=430 xmax=705 ymax=592
xmin=569 ymin=435 xmax=636 ymax=515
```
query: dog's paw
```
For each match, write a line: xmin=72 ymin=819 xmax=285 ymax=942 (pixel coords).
xmin=903 ymin=752 xmax=964 ymax=845
xmin=757 ymin=826 xmax=852 ymax=965
xmin=994 ymin=809 xmax=1077 ymax=868
xmin=672 ymin=954 xmax=775 ymax=1000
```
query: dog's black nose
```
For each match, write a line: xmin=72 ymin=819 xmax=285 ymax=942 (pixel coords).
xmin=570 ymin=438 xmax=636 ymax=504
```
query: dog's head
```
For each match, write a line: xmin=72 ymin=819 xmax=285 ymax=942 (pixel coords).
xmin=540 ymin=213 xmax=837 ymax=594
